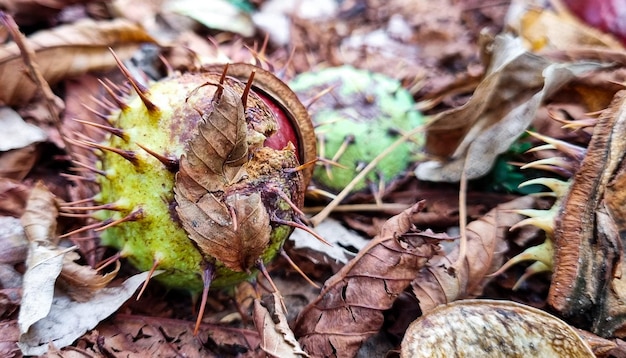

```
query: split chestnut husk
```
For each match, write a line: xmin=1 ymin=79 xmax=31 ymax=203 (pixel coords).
xmin=68 ymin=62 xmax=316 ymax=294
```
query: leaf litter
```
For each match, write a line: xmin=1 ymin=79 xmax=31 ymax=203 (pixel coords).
xmin=4 ymin=0 xmax=626 ymax=357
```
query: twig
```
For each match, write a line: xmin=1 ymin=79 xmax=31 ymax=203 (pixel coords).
xmin=310 ymin=125 xmax=426 ymax=226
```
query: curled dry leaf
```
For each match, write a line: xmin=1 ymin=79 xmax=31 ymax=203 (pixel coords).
xmin=0 ymin=18 xmax=156 ymax=106
xmin=412 ymin=195 xmax=536 ymax=313
xmin=20 ymin=181 xmax=58 ymax=245
xmin=294 ymin=201 xmax=442 ymax=357
xmin=401 ymin=299 xmax=594 ymax=357
xmin=58 ymin=251 xmax=120 ymax=302
xmin=175 ymin=84 xmax=271 ymax=272
xmin=253 ymin=292 xmax=308 ymax=358
xmin=414 ymin=34 xmax=603 ymax=182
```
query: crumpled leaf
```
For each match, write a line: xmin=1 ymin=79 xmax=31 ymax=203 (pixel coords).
xmin=0 ymin=18 xmax=156 ymax=106
xmin=18 ymin=271 xmax=158 ymax=356
xmin=18 ymin=183 xmax=63 ymax=336
xmin=175 ymin=83 xmax=269 ymax=272
xmin=58 ymin=252 xmax=120 ymax=302
xmin=253 ymin=292 xmax=308 ymax=358
xmin=412 ymin=195 xmax=536 ymax=313
xmin=401 ymin=299 xmax=594 ymax=357
xmin=176 ymin=84 xmax=248 ymax=197
xmin=414 ymin=34 xmax=603 ymax=182
xmin=0 ymin=106 xmax=47 ymax=151
xmin=294 ymin=201 xmax=442 ymax=357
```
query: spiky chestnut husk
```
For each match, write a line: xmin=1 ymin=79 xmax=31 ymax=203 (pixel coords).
xmin=289 ymin=66 xmax=425 ymax=194
xmin=90 ymin=63 xmax=315 ymax=292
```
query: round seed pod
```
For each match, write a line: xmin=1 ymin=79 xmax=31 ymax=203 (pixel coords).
xmin=81 ymin=63 xmax=315 ymax=292
xmin=289 ymin=65 xmax=425 ymax=194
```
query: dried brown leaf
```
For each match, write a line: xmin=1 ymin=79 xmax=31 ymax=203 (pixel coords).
xmin=177 ymin=84 xmax=248 ymax=198
xmin=0 ymin=0 xmax=92 ymax=27
xmin=294 ymin=201 xmax=441 ymax=357
xmin=415 ymin=34 xmax=603 ymax=182
xmin=253 ymin=293 xmax=308 ymax=358
xmin=411 ymin=195 xmax=536 ymax=313
xmin=0 ymin=18 xmax=156 ymax=106
xmin=20 ymin=181 xmax=58 ymax=245
xmin=0 ymin=178 xmax=29 ymax=217
xmin=58 ymin=251 xmax=120 ymax=302
xmin=175 ymin=84 xmax=270 ymax=272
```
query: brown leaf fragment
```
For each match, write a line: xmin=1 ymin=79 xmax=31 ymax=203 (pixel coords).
xmin=177 ymin=83 xmax=248 ymax=198
xmin=253 ymin=293 xmax=309 ymax=358
xmin=20 ymin=181 xmax=58 ymax=245
xmin=0 ymin=18 xmax=156 ymax=106
xmin=412 ymin=195 xmax=537 ymax=313
xmin=294 ymin=201 xmax=441 ymax=357
xmin=58 ymin=251 xmax=120 ymax=302
xmin=176 ymin=192 xmax=270 ymax=272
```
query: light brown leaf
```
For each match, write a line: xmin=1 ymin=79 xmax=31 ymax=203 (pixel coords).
xmin=294 ymin=201 xmax=441 ymax=357
xmin=0 ymin=18 xmax=156 ymax=106
xmin=415 ymin=34 xmax=603 ymax=182
xmin=176 ymin=84 xmax=248 ymax=199
xmin=58 ymin=252 xmax=120 ymax=302
xmin=253 ymin=293 xmax=309 ymax=358
xmin=20 ymin=181 xmax=58 ymax=245
xmin=412 ymin=196 xmax=536 ymax=314
xmin=176 ymin=191 xmax=271 ymax=272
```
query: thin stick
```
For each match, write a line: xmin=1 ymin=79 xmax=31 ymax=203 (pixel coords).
xmin=310 ymin=125 xmax=426 ymax=226
xmin=453 ymin=160 xmax=468 ymax=271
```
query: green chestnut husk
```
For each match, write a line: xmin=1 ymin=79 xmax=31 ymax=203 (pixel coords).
xmin=92 ymin=64 xmax=315 ymax=292
xmin=289 ymin=65 xmax=425 ymax=194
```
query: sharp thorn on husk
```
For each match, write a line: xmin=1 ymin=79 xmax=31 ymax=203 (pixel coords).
xmin=525 ymin=131 xmax=586 ymax=160
xmin=136 ymin=143 xmax=179 ymax=172
xmin=519 ymin=177 xmax=569 ymax=196
xmin=241 ymin=70 xmax=256 ymax=109
xmin=284 ymin=157 xmax=319 ymax=174
xmin=194 ymin=265 xmax=215 ymax=336
xmin=96 ymin=252 xmax=122 ymax=271
xmin=520 ymin=157 xmax=573 ymax=171
xmin=272 ymin=216 xmax=331 ymax=246
xmin=71 ymin=160 xmax=107 ymax=176
xmin=509 ymin=215 xmax=555 ymax=234
xmin=280 ymin=249 xmax=320 ymax=288
xmin=136 ymin=259 xmax=160 ymax=300
xmin=60 ymin=202 xmax=121 ymax=211
xmin=269 ymin=186 xmax=305 ymax=218
xmin=59 ymin=219 xmax=114 ymax=238
xmin=94 ymin=209 xmax=143 ymax=232
xmin=73 ymin=138 xmax=139 ymax=165
xmin=512 ymin=261 xmax=552 ymax=291
xmin=109 ymin=48 xmax=159 ymax=113
xmin=71 ymin=118 xmax=127 ymax=140
xmin=98 ymin=78 xmax=128 ymax=110
xmin=82 ymin=103 xmax=110 ymax=120
xmin=216 ymin=63 xmax=229 ymax=99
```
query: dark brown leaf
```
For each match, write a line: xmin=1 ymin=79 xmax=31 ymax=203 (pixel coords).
xmin=294 ymin=201 xmax=441 ymax=357
xmin=253 ymin=293 xmax=308 ymax=358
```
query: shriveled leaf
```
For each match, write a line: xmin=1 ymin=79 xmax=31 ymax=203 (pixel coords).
xmin=18 ymin=271 xmax=159 ymax=356
xmin=253 ymin=293 xmax=308 ymax=358
xmin=294 ymin=201 xmax=441 ymax=357
xmin=18 ymin=182 xmax=64 ymax=336
xmin=0 ymin=18 xmax=156 ymax=106
xmin=412 ymin=195 xmax=536 ymax=313
xmin=176 ymin=84 xmax=248 ymax=198
xmin=177 ymin=192 xmax=270 ymax=272
xmin=0 ymin=106 xmax=46 ymax=151
xmin=0 ymin=178 xmax=30 ymax=217
xmin=175 ymin=84 xmax=268 ymax=272
xmin=58 ymin=251 xmax=120 ymax=302
xmin=401 ymin=299 xmax=594 ymax=357
xmin=415 ymin=34 xmax=603 ymax=182
xmin=20 ymin=181 xmax=58 ymax=245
